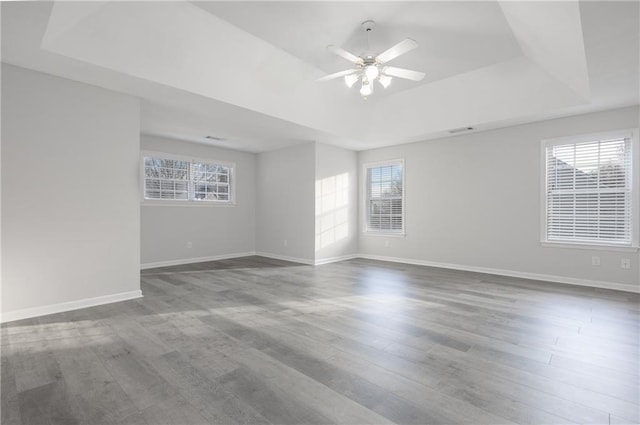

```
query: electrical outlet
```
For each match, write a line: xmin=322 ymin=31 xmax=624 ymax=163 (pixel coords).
xmin=591 ymin=256 xmax=600 ymax=266
xmin=384 ymin=240 xmax=390 ymax=248
xmin=187 ymin=241 xmax=192 ymax=249
xmin=284 ymin=239 xmax=288 ymax=247
xmin=621 ymin=258 xmax=631 ymax=269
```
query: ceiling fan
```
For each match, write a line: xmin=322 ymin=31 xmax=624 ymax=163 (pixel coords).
xmin=318 ymin=20 xmax=425 ymax=98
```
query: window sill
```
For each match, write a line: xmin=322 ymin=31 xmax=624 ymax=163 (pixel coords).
xmin=540 ymin=241 xmax=638 ymax=252
xmin=141 ymin=200 xmax=236 ymax=207
xmin=363 ymin=231 xmax=406 ymax=238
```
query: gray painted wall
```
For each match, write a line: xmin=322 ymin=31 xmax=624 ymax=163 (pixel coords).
xmin=141 ymin=140 xmax=357 ymax=265
xmin=315 ymin=142 xmax=358 ymax=262
xmin=256 ymin=143 xmax=316 ymax=263
xmin=140 ymin=135 xmax=256 ymax=265
xmin=1 ymin=64 xmax=141 ymax=315
xmin=358 ymin=106 xmax=640 ymax=290
xmin=3 ymin=64 xmax=636 ymax=323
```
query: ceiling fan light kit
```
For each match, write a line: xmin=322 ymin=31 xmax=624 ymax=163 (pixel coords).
xmin=360 ymin=79 xmax=373 ymax=96
xmin=344 ymin=73 xmax=360 ymax=88
xmin=378 ymin=74 xmax=392 ymax=89
xmin=319 ymin=20 xmax=425 ymax=99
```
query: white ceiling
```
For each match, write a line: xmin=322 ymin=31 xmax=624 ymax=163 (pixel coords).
xmin=193 ymin=2 xmax=524 ymax=96
xmin=2 ymin=1 xmax=638 ymax=152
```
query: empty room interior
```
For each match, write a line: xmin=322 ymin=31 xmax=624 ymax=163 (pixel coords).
xmin=1 ymin=1 xmax=639 ymax=424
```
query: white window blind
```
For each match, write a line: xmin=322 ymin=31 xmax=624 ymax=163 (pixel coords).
xmin=143 ymin=155 xmax=233 ymax=203
xmin=544 ymin=136 xmax=632 ymax=245
xmin=366 ymin=161 xmax=404 ymax=233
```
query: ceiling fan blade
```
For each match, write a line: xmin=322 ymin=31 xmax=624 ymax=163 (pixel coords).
xmin=376 ymin=38 xmax=418 ymax=64
xmin=327 ymin=45 xmax=363 ymax=65
xmin=382 ymin=66 xmax=425 ymax=81
xmin=316 ymin=69 xmax=360 ymax=82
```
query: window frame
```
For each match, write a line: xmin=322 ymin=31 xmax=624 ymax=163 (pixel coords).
xmin=140 ymin=151 xmax=236 ymax=207
xmin=540 ymin=129 xmax=639 ymax=251
xmin=362 ymin=158 xmax=406 ymax=236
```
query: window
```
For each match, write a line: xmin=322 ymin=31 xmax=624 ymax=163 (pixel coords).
xmin=365 ymin=160 xmax=404 ymax=234
xmin=142 ymin=153 xmax=234 ymax=204
xmin=543 ymin=130 xmax=638 ymax=247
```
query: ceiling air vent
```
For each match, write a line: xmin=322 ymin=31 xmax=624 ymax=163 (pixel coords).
xmin=448 ymin=127 xmax=474 ymax=134
xmin=205 ymin=135 xmax=227 ymax=141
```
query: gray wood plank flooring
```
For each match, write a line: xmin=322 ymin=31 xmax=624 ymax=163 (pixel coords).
xmin=2 ymin=256 xmax=638 ymax=424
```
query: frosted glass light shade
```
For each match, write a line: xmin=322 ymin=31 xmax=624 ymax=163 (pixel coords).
xmin=344 ymin=73 xmax=359 ymax=88
xmin=360 ymin=80 xmax=373 ymax=96
xmin=378 ymin=74 xmax=392 ymax=88
xmin=364 ymin=65 xmax=379 ymax=80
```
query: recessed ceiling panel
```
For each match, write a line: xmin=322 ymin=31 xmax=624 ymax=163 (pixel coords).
xmin=192 ymin=1 xmax=523 ymax=95
xmin=2 ymin=1 xmax=636 ymax=152
xmin=40 ymin=1 xmax=370 ymax=140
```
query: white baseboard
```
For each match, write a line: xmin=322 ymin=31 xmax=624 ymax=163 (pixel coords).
xmin=6 ymin=253 xmax=633 ymax=324
xmin=141 ymin=251 xmax=257 ymax=270
xmin=1 ymin=290 xmax=143 ymax=324
xmin=314 ymin=254 xmax=359 ymax=266
xmin=142 ymin=251 xmax=360 ymax=268
xmin=357 ymin=254 xmax=639 ymax=294
xmin=255 ymin=251 xmax=315 ymax=265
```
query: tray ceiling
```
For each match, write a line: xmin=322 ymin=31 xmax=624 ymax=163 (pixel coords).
xmin=2 ymin=1 xmax=638 ymax=152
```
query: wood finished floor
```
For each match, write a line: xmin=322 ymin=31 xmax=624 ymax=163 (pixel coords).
xmin=2 ymin=256 xmax=639 ymax=425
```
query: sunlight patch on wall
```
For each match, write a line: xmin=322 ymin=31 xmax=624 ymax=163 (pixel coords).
xmin=315 ymin=173 xmax=349 ymax=251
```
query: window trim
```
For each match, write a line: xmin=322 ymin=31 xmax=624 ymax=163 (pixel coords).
xmin=362 ymin=158 xmax=406 ymax=236
xmin=140 ymin=151 xmax=236 ymax=206
xmin=540 ymin=128 xmax=639 ymax=249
